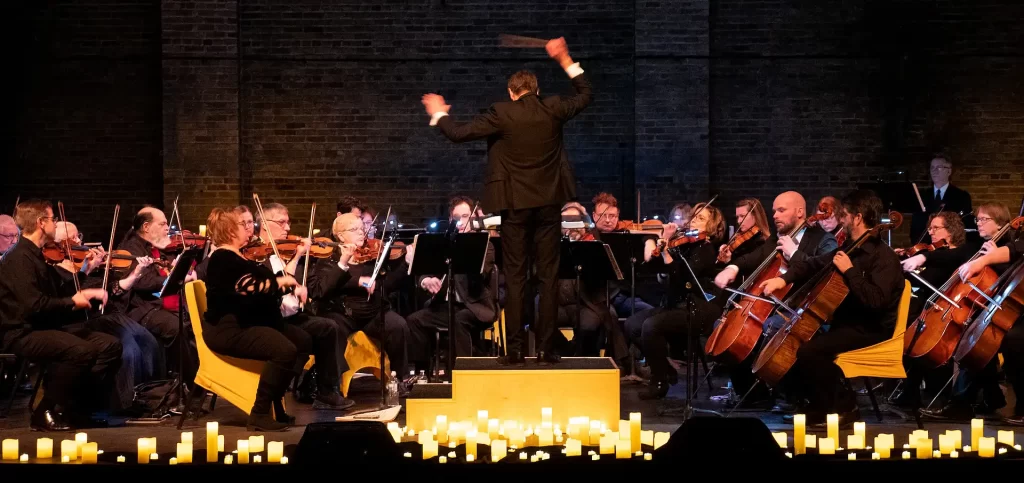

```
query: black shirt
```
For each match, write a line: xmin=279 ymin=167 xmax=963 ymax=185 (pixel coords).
xmin=781 ymin=235 xmax=904 ymax=333
xmin=204 ymin=249 xmax=284 ymax=329
xmin=311 ymin=258 xmax=404 ymax=322
xmin=0 ymin=239 xmax=84 ymax=343
xmin=118 ymin=233 xmax=172 ymax=320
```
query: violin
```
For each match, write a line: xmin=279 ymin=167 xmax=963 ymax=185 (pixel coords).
xmin=239 ymin=235 xmax=303 ymax=262
xmin=42 ymin=242 xmax=169 ymax=271
xmin=650 ymin=229 xmax=708 ymax=258
xmin=717 ymin=226 xmax=761 ymax=263
xmin=352 ymin=238 xmax=384 ymax=265
xmin=897 ymin=239 xmax=949 ymax=259
xmin=164 ymin=229 xmax=208 ymax=253
xmin=614 ymin=219 xmax=664 ymax=233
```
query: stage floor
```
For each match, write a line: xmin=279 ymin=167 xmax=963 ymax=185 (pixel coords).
xmin=0 ymin=364 xmax=1020 ymax=458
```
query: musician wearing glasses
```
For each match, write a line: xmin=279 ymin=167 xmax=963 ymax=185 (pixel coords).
xmin=0 ymin=214 xmax=18 ymax=256
xmin=910 ymin=154 xmax=973 ymax=243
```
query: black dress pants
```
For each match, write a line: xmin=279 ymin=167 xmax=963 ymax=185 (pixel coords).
xmin=407 ymin=303 xmax=485 ymax=364
xmin=202 ymin=319 xmax=311 ymax=415
xmin=288 ymin=314 xmax=342 ymax=391
xmin=790 ymin=324 xmax=887 ymax=415
xmin=323 ymin=310 xmax=409 ymax=377
xmin=138 ymin=307 xmax=198 ymax=386
xmin=501 ymin=205 xmax=561 ymax=354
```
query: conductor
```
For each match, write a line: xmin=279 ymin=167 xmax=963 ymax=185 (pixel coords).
xmin=421 ymin=37 xmax=593 ymax=364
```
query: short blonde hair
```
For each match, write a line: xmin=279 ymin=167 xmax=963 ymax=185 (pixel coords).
xmin=332 ymin=213 xmax=363 ymax=239
xmin=207 ymin=208 xmax=241 ymax=247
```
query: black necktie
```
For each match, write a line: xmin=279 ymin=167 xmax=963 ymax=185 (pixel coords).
xmin=935 ymin=188 xmax=942 ymax=201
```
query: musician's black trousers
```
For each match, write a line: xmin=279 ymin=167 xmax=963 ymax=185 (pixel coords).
xmin=950 ymin=320 xmax=1024 ymax=415
xmin=789 ymin=324 xmax=886 ymax=414
xmin=501 ymin=205 xmax=561 ymax=355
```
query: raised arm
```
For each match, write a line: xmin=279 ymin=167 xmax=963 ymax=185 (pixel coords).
xmin=545 ymin=37 xmax=592 ymax=121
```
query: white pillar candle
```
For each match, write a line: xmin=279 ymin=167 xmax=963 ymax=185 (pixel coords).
xmin=81 ymin=443 xmax=98 ymax=464
xmin=491 ymin=439 xmax=506 ymax=462
xmin=599 ymin=435 xmax=615 ymax=455
xmin=74 ymin=432 xmax=88 ymax=458
xmin=615 ymin=439 xmax=631 ymax=459
xmin=37 ymin=438 xmax=53 ymax=460
xmin=589 ymin=421 xmax=602 ymax=446
xmin=566 ymin=439 xmax=582 ymax=457
xmin=418 ymin=430 xmax=433 ymax=445
xmin=248 ymin=435 xmax=264 ymax=453
xmin=181 ymin=432 xmax=193 ymax=444
xmin=997 ymin=430 xmax=1015 ymax=447
xmin=436 ymin=415 xmax=449 ymax=444
xmin=847 ymin=453 xmax=856 ymax=460
xmin=487 ymin=419 xmax=499 ymax=440
xmin=218 ymin=435 xmax=225 ymax=452
xmin=629 ymin=413 xmax=642 ymax=453
xmin=137 ymin=438 xmax=152 ymax=464
xmin=847 ymin=435 xmax=864 ymax=450
xmin=2 ymin=439 xmax=18 ymax=461
xmin=945 ymin=430 xmax=962 ymax=449
xmin=826 ymin=414 xmax=839 ymax=443
xmin=541 ymin=407 xmax=552 ymax=426
xmin=206 ymin=422 xmax=219 ymax=463
xmin=224 ymin=455 xmax=233 ymax=464
xmin=237 ymin=440 xmax=249 ymax=464
xmin=267 ymin=441 xmax=283 ymax=463
xmin=853 ymin=422 xmax=865 ymax=442
xmin=476 ymin=410 xmax=488 ymax=433
xmin=177 ymin=442 xmax=192 ymax=464
xmin=772 ymin=432 xmax=788 ymax=448
xmin=818 ymin=437 xmax=835 ymax=455
xmin=916 ymin=440 xmax=932 ymax=459
xmin=978 ymin=437 xmax=995 ymax=458
xmin=793 ymin=414 xmax=806 ymax=455
xmin=61 ymin=440 xmax=77 ymax=462
xmin=938 ymin=434 xmax=954 ymax=454
xmin=653 ymin=432 xmax=670 ymax=450
xmin=805 ymin=434 xmax=817 ymax=449
xmin=971 ymin=419 xmax=984 ymax=450
xmin=422 ymin=440 xmax=438 ymax=460
xmin=538 ymin=427 xmax=553 ymax=446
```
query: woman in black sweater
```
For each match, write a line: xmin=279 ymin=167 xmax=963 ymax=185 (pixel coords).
xmin=202 ymin=208 xmax=312 ymax=431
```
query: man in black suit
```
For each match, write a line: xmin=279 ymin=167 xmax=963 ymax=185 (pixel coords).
xmin=909 ymin=155 xmax=973 ymax=243
xmin=422 ymin=37 xmax=592 ymax=364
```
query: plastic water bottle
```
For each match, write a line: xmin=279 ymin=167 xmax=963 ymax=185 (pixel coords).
xmin=386 ymin=371 xmax=400 ymax=406
xmin=417 ymin=370 xmax=428 ymax=384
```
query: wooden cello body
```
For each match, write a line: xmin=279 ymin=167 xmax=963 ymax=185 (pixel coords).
xmin=954 ymin=260 xmax=1024 ymax=370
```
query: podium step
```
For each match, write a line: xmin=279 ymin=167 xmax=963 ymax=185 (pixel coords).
xmin=405 ymin=357 xmax=620 ymax=431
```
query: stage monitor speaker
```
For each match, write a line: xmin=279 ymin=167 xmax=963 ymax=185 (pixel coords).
xmin=293 ymin=421 xmax=404 ymax=465
xmin=655 ymin=417 xmax=786 ymax=460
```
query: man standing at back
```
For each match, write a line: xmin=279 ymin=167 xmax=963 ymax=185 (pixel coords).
xmin=421 ymin=37 xmax=592 ymax=364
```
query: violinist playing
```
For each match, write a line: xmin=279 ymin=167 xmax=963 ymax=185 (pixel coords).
xmin=194 ymin=205 xmax=254 ymax=280
xmin=920 ymin=202 xmax=1015 ymax=422
xmin=712 ymin=191 xmax=838 ymax=409
xmin=310 ymin=213 xmax=411 ymax=388
xmin=118 ymin=206 xmax=199 ymax=393
xmin=812 ymin=196 xmax=846 ymax=244
xmin=590 ymin=193 xmax=655 ymax=317
xmin=629 ymin=202 xmax=727 ymax=399
xmin=716 ymin=198 xmax=772 ymax=265
xmin=0 ymin=200 xmax=122 ymax=431
xmin=247 ymin=202 xmax=355 ymax=410
xmin=760 ymin=190 xmax=904 ymax=427
xmin=0 ymin=214 xmax=18 ymax=256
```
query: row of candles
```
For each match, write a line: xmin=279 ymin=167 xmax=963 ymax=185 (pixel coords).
xmin=772 ymin=415 xmax=1020 ymax=459
xmin=1 ymin=422 xmax=289 ymax=464
xmin=391 ymin=409 xmax=671 ymax=462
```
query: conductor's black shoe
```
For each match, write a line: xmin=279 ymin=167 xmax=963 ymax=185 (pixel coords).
xmin=498 ymin=351 xmax=525 ymax=366
xmin=536 ymin=351 xmax=561 ymax=365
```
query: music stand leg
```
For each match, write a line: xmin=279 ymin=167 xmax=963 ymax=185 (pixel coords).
xmin=377 ymin=275 xmax=388 ymax=408
xmin=177 ymin=285 xmax=187 ymax=408
xmin=575 ymin=266 xmax=583 ymax=356
xmin=659 ymin=293 xmax=723 ymax=419
xmin=446 ymin=257 xmax=455 ymax=381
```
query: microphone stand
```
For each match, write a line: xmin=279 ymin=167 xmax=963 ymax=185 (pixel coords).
xmin=659 ymin=249 xmax=723 ymax=419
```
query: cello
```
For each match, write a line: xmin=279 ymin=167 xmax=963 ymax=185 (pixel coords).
xmin=904 ymin=216 xmax=1024 ymax=369
xmin=752 ymin=211 xmax=903 ymax=386
xmin=705 ymin=201 xmax=837 ymax=364
xmin=951 ymin=218 xmax=1024 ymax=370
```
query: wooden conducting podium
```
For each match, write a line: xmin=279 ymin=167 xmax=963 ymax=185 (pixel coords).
xmin=405 ymin=357 xmax=620 ymax=430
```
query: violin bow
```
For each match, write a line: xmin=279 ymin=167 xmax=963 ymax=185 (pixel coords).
xmin=56 ymin=202 xmax=82 ymax=294
xmin=367 ymin=205 xmax=394 ymax=301
xmin=252 ymin=193 xmax=284 ymax=270
xmin=171 ymin=195 xmax=187 ymax=251
xmin=299 ymin=203 xmax=316 ymax=310
xmin=12 ymin=195 xmax=18 ymax=216
xmin=100 ymin=204 xmax=120 ymax=314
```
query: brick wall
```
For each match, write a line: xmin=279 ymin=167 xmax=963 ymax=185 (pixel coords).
xmin=4 ymin=0 xmax=1022 ymax=242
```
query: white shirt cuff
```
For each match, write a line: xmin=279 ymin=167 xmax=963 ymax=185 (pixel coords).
xmin=429 ymin=111 xmax=448 ymax=126
xmin=564 ymin=62 xmax=584 ymax=79
xmin=338 ymin=261 xmax=350 ymax=272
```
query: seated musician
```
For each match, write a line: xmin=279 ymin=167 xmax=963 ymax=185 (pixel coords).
xmin=760 ymin=190 xmax=904 ymax=426
xmin=53 ymin=221 xmax=164 ymax=412
xmin=202 ymin=207 xmax=313 ymax=431
xmin=813 ymin=196 xmax=845 ymax=241
xmin=0 ymin=214 xmax=17 ymax=256
xmin=360 ymin=205 xmax=377 ymax=239
xmin=548 ymin=202 xmax=629 ymax=367
xmin=311 ymin=213 xmax=411 ymax=385
xmin=248 ymin=202 xmax=354 ymax=410
xmin=118 ymin=206 xmax=198 ymax=388
xmin=628 ymin=203 xmax=727 ymax=399
xmin=407 ymin=196 xmax=498 ymax=365
xmin=920 ymin=202 xmax=1015 ymax=421
xmin=712 ymin=191 xmax=838 ymax=407
xmin=195 ymin=205 xmax=254 ymax=280
xmin=0 ymin=200 xmax=122 ymax=431
xmin=952 ymin=220 xmax=1024 ymax=426
xmin=590 ymin=192 xmax=655 ymax=316
xmin=892 ymin=211 xmax=971 ymax=408
xmin=717 ymin=198 xmax=772 ymax=265
xmin=668 ymin=203 xmax=692 ymax=227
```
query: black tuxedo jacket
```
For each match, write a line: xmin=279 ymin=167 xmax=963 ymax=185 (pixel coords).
xmin=729 ymin=225 xmax=838 ymax=278
xmin=435 ymin=73 xmax=593 ymax=213
xmin=910 ymin=184 xmax=972 ymax=242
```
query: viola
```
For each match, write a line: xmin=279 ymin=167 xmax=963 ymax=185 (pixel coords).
xmin=896 ymin=239 xmax=949 ymax=259
xmin=906 ymin=216 xmax=1024 ymax=369
xmin=717 ymin=226 xmax=761 ymax=263
xmin=752 ymin=211 xmax=903 ymax=386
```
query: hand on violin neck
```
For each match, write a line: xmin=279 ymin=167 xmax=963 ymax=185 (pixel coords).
xmin=661 ymin=223 xmax=678 ymax=240
xmin=294 ymin=237 xmax=312 ymax=257
xmin=73 ymin=288 xmax=107 ymax=309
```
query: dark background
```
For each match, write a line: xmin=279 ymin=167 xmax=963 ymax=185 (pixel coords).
xmin=3 ymin=0 xmax=1022 ymax=242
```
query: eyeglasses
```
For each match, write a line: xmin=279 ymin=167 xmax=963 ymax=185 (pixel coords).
xmin=0 ymin=233 xmax=17 ymax=240
xmin=267 ymin=219 xmax=290 ymax=228
xmin=976 ymin=216 xmax=994 ymax=224
xmin=927 ymin=225 xmax=946 ymax=233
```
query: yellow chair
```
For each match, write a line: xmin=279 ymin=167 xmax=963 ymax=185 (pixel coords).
xmin=301 ymin=330 xmax=389 ymax=397
xmin=834 ymin=280 xmax=921 ymax=427
xmin=482 ymin=309 xmax=507 ymax=354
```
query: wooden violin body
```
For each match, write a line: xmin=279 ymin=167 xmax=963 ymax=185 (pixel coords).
xmin=954 ymin=262 xmax=1024 ymax=370
xmin=706 ymin=252 xmax=792 ymax=364
xmin=753 ymin=270 xmax=848 ymax=385
xmin=164 ymin=229 xmax=208 ymax=253
xmin=898 ymin=239 xmax=948 ymax=259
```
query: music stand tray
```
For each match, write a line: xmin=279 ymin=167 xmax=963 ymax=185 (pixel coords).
xmin=857 ymin=181 xmax=925 ymax=213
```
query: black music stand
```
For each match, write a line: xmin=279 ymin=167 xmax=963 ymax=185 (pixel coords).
xmin=598 ymin=232 xmax=658 ymax=317
xmin=858 ymin=181 xmax=924 ymax=245
xmin=151 ymin=247 xmax=202 ymax=419
xmin=409 ymin=231 xmax=490 ymax=381
xmin=556 ymin=239 xmax=623 ymax=356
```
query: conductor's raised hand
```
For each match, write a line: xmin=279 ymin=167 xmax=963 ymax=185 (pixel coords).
xmin=545 ymin=37 xmax=571 ymax=67
xmin=422 ymin=94 xmax=450 ymax=117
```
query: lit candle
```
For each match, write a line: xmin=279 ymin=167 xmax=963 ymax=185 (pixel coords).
xmin=805 ymin=434 xmax=817 ymax=449
xmin=2 ymin=439 xmax=18 ymax=461
xmin=910 ymin=429 xmax=928 ymax=448
xmin=901 ymin=451 xmax=911 ymax=459
xmin=436 ymin=415 xmax=449 ymax=444
xmin=599 ymin=434 xmax=614 ymax=455
xmin=267 ymin=441 xmax=283 ymax=463
xmin=465 ymin=430 xmax=477 ymax=459
xmin=848 ymin=453 xmax=856 ymax=460
xmin=422 ymin=440 xmax=438 ymax=460
xmin=629 ymin=413 xmax=641 ymax=453
xmin=939 ymin=434 xmax=953 ymax=454
xmin=37 ymin=438 xmax=53 ymax=460
xmin=871 ymin=452 xmax=880 ymax=460
xmin=181 ymin=432 xmax=193 ymax=444
xmin=950 ymin=450 xmax=959 ymax=459
xmin=61 ymin=440 xmax=77 ymax=462
xmin=853 ymin=421 xmax=865 ymax=441
xmin=520 ymin=452 xmax=528 ymax=460
xmin=487 ymin=419 xmax=499 ymax=440
xmin=794 ymin=414 xmax=806 ymax=455
xmin=224 ymin=455 xmax=233 ymax=464
xmin=847 ymin=435 xmax=863 ymax=450
xmin=206 ymin=422 xmax=219 ymax=463
xmin=999 ymin=447 xmax=1008 ymax=455
xmin=466 ymin=454 xmax=475 ymax=462
xmin=198 ymin=225 xmax=207 ymax=237
xmin=19 ymin=454 xmax=28 ymax=463
xmin=541 ymin=407 xmax=552 ymax=426
xmin=592 ymin=454 xmax=600 ymax=461
xmin=169 ymin=457 xmax=178 ymax=465
xmin=61 ymin=455 xmax=70 ymax=463
xmin=538 ymin=427 xmax=553 ymax=446
xmin=653 ymin=432 xmax=670 ymax=450
xmin=916 ymin=440 xmax=932 ymax=459
xmin=81 ymin=443 xmax=98 ymax=464
xmin=818 ymin=438 xmax=835 ymax=455
xmin=971 ymin=418 xmax=984 ymax=450
xmin=644 ymin=452 xmax=652 ymax=461
xmin=418 ymin=430 xmax=433 ymax=445
xmin=773 ymin=432 xmax=788 ymax=448
xmin=825 ymin=414 xmax=839 ymax=443
xmin=254 ymin=455 xmax=262 ymax=463
xmin=438 ymin=456 xmax=447 ymax=464
xmin=615 ymin=439 xmax=631 ymax=459
xmin=237 ymin=440 xmax=249 ymax=464
xmin=640 ymin=430 xmax=654 ymax=448
xmin=934 ymin=450 xmax=942 ymax=458
xmin=946 ymin=430 xmax=962 ymax=449
xmin=218 ymin=435 xmax=225 ymax=452
xmin=117 ymin=455 xmax=126 ymax=463
xmin=248 ymin=435 xmax=264 ymax=453
xmin=74 ymin=432 xmax=88 ymax=458
xmin=566 ymin=439 xmax=582 ymax=457
xmin=589 ymin=421 xmax=602 ymax=446
xmin=477 ymin=410 xmax=488 ymax=432
xmin=978 ymin=437 xmax=995 ymax=458
xmin=177 ymin=442 xmax=193 ymax=464
xmin=281 ymin=456 xmax=289 ymax=465
xmin=997 ymin=430 xmax=1015 ymax=447
xmin=491 ymin=439 xmax=506 ymax=462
